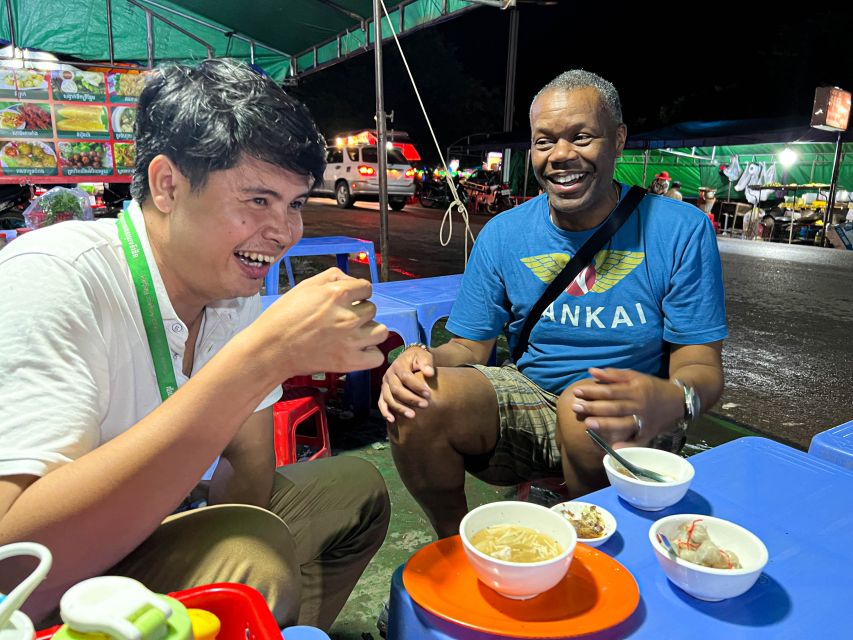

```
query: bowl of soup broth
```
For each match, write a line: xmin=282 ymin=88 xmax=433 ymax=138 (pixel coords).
xmin=459 ymin=501 xmax=577 ymax=600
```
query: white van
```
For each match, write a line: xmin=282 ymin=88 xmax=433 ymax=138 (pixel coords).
xmin=313 ymin=145 xmax=415 ymax=210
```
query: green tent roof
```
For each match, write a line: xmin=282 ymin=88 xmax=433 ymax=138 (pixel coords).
xmin=1 ymin=0 xmax=478 ymax=81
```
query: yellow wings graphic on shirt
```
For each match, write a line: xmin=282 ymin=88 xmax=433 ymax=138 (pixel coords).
xmin=520 ymin=250 xmax=645 ymax=293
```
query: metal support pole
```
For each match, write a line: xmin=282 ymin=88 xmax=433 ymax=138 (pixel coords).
xmin=105 ymin=0 xmax=115 ymax=64
xmin=373 ymin=0 xmax=390 ymax=282
xmin=145 ymin=10 xmax=154 ymax=68
xmin=129 ymin=0 xmax=215 ymax=60
xmin=249 ymin=40 xmax=255 ymax=65
xmin=642 ymin=149 xmax=650 ymax=186
xmin=821 ymin=131 xmax=844 ymax=247
xmin=522 ymin=148 xmax=530 ymax=198
xmin=4 ymin=0 xmax=16 ymax=53
xmin=502 ymin=6 xmax=519 ymax=184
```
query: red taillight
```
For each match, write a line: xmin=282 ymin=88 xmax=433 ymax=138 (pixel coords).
xmin=358 ymin=165 xmax=376 ymax=176
xmin=404 ymin=168 xmax=415 ymax=179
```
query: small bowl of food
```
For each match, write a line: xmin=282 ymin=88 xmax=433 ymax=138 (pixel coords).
xmin=550 ymin=501 xmax=616 ymax=548
xmin=603 ymin=447 xmax=694 ymax=511
xmin=649 ymin=514 xmax=768 ymax=601
xmin=459 ymin=501 xmax=577 ymax=600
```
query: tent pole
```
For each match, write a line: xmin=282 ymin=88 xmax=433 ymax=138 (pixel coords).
xmin=522 ymin=148 xmax=530 ymax=199
xmin=373 ymin=0 xmax=390 ymax=282
xmin=136 ymin=0 xmax=294 ymax=59
xmin=821 ymin=131 xmax=844 ymax=247
xmin=105 ymin=0 xmax=115 ymax=64
xmin=129 ymin=0 xmax=216 ymax=60
xmin=4 ymin=0 xmax=15 ymax=52
xmin=145 ymin=10 xmax=154 ymax=68
xmin=642 ymin=149 xmax=649 ymax=186
xmin=502 ymin=6 xmax=519 ymax=184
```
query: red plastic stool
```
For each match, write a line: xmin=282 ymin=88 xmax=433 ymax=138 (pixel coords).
xmin=273 ymin=387 xmax=332 ymax=466
xmin=283 ymin=372 xmax=343 ymax=401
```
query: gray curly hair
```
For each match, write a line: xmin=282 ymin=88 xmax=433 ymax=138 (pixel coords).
xmin=529 ymin=69 xmax=623 ymax=125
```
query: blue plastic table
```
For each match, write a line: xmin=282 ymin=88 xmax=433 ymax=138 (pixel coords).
xmin=259 ymin=292 xmax=419 ymax=415
xmin=388 ymin=437 xmax=853 ymax=639
xmin=264 ymin=236 xmax=379 ymax=294
xmin=372 ymin=274 xmax=464 ymax=346
xmin=346 ymin=293 xmax=420 ymax=413
xmin=808 ymin=419 xmax=853 ymax=471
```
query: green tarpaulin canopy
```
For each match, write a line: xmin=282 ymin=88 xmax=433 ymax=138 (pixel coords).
xmin=0 ymin=0 xmax=477 ymax=81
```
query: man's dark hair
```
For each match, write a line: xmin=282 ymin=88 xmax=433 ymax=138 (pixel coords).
xmin=131 ymin=58 xmax=326 ymax=202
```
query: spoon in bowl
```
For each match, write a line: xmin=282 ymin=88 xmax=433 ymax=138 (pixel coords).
xmin=585 ymin=428 xmax=671 ymax=483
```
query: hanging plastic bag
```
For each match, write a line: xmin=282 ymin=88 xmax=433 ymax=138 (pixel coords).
xmin=23 ymin=186 xmax=93 ymax=230
xmin=722 ymin=157 xmax=742 ymax=182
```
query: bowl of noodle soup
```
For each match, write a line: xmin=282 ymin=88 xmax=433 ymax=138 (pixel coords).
xmin=459 ymin=501 xmax=578 ymax=600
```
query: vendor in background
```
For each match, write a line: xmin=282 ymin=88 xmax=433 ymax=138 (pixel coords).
xmin=0 ymin=58 xmax=390 ymax=631
xmin=665 ymin=180 xmax=683 ymax=201
xmin=648 ymin=170 xmax=671 ymax=195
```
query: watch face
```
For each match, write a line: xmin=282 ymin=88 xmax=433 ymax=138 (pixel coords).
xmin=684 ymin=385 xmax=700 ymax=420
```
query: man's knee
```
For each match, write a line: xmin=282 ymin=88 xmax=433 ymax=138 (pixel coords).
xmin=192 ymin=506 xmax=303 ymax=626
xmin=333 ymin=456 xmax=391 ymax=534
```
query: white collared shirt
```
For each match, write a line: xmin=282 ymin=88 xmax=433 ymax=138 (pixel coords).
xmin=0 ymin=202 xmax=281 ymax=478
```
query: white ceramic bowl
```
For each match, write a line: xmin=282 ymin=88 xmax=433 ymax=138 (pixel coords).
xmin=550 ymin=501 xmax=617 ymax=548
xmin=649 ymin=514 xmax=769 ymax=601
xmin=459 ymin=501 xmax=577 ymax=600
xmin=603 ymin=447 xmax=694 ymax=511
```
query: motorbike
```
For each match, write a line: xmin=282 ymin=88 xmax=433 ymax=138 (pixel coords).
xmin=461 ymin=169 xmax=514 ymax=215
xmin=418 ymin=176 xmax=468 ymax=209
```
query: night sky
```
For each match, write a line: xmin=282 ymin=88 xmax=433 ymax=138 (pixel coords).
xmin=291 ymin=2 xmax=852 ymax=163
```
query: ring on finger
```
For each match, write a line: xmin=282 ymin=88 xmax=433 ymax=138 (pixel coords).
xmin=632 ymin=414 xmax=644 ymax=431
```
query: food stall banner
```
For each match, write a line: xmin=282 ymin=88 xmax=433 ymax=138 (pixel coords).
xmin=0 ymin=67 xmax=141 ymax=183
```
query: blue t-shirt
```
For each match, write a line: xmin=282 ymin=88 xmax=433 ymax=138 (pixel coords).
xmin=446 ymin=184 xmax=728 ymax=395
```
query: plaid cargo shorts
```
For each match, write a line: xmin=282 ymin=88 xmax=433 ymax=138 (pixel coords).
xmin=463 ymin=363 xmax=686 ymax=485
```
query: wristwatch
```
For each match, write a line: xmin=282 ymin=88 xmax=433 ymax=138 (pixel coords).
xmin=671 ymin=378 xmax=700 ymax=432
xmin=404 ymin=342 xmax=430 ymax=353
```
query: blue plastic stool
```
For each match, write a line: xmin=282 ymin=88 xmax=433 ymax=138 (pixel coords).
xmin=389 ymin=564 xmax=495 ymax=639
xmin=264 ymin=236 xmax=379 ymax=294
xmin=281 ymin=626 xmax=330 ymax=639
xmin=808 ymin=419 xmax=853 ymax=470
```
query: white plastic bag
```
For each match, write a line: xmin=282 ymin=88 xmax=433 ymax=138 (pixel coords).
xmin=23 ymin=186 xmax=93 ymax=230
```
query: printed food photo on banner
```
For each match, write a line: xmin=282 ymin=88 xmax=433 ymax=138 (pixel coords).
xmin=108 ymin=72 xmax=147 ymax=102
xmin=113 ymin=142 xmax=135 ymax=175
xmin=58 ymin=141 xmax=113 ymax=176
xmin=0 ymin=68 xmax=49 ymax=99
xmin=55 ymin=105 xmax=109 ymax=138
xmin=50 ymin=69 xmax=106 ymax=102
xmin=111 ymin=106 xmax=137 ymax=140
xmin=0 ymin=102 xmax=53 ymax=137
xmin=0 ymin=140 xmax=58 ymax=176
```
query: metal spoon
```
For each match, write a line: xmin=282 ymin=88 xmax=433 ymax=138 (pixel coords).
xmin=585 ymin=428 xmax=671 ymax=483
xmin=656 ymin=532 xmax=679 ymax=559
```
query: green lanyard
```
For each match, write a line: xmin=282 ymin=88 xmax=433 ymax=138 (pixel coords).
xmin=117 ymin=211 xmax=178 ymax=401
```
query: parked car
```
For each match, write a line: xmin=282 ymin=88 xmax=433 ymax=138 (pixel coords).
xmin=312 ymin=145 xmax=415 ymax=210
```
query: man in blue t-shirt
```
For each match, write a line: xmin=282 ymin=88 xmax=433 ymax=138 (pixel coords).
xmin=378 ymin=70 xmax=727 ymax=538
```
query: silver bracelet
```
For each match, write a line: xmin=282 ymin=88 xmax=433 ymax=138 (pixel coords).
xmin=404 ymin=342 xmax=430 ymax=353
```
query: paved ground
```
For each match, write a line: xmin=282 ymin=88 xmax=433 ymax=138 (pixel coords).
xmin=300 ymin=197 xmax=853 ymax=449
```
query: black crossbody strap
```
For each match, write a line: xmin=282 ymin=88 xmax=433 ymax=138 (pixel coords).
xmin=512 ymin=185 xmax=646 ymax=362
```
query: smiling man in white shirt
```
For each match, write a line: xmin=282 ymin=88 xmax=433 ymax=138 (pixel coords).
xmin=0 ymin=58 xmax=390 ymax=631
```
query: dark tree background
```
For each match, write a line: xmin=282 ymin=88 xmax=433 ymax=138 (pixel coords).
xmin=291 ymin=2 xmax=852 ymax=163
